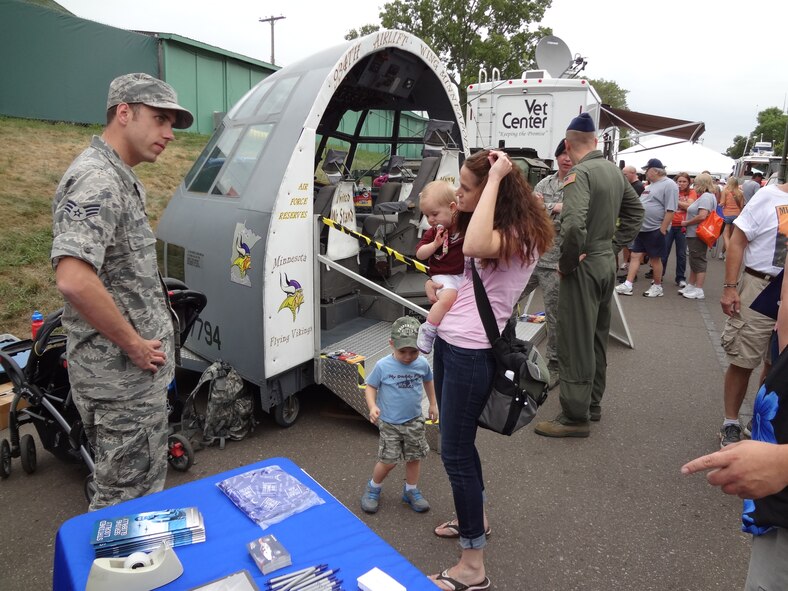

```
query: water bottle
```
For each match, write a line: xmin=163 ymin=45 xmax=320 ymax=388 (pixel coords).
xmin=31 ymin=310 xmax=44 ymax=339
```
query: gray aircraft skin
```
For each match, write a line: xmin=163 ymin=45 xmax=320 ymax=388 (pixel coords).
xmin=156 ymin=31 xmax=468 ymax=419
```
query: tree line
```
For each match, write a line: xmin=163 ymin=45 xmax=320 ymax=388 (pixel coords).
xmin=346 ymin=0 xmax=788 ymax=159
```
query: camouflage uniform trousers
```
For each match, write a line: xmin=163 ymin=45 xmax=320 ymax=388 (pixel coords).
xmin=522 ymin=265 xmax=560 ymax=371
xmin=377 ymin=417 xmax=429 ymax=464
xmin=74 ymin=388 xmax=168 ymax=511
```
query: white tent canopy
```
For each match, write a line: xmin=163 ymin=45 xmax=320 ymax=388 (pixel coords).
xmin=617 ymin=138 xmax=735 ymax=178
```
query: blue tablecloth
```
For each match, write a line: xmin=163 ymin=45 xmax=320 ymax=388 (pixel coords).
xmin=54 ymin=457 xmax=435 ymax=590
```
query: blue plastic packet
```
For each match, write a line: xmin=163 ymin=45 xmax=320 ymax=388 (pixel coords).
xmin=216 ymin=465 xmax=324 ymax=529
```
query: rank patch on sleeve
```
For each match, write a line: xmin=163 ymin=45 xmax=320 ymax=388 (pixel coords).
xmin=64 ymin=200 xmax=101 ymax=221
xmin=563 ymin=172 xmax=576 ymax=186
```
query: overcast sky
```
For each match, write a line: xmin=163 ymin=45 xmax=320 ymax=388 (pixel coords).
xmin=57 ymin=0 xmax=788 ymax=154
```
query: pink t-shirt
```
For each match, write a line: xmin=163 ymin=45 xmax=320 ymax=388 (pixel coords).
xmin=438 ymin=253 xmax=538 ymax=349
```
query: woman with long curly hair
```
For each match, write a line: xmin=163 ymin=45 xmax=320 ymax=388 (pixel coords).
xmin=428 ymin=149 xmax=553 ymax=590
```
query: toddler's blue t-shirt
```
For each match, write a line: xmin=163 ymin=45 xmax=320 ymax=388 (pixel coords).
xmin=366 ymin=354 xmax=433 ymax=424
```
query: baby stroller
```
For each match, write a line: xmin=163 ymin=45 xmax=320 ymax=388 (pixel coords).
xmin=0 ymin=279 xmax=207 ymax=502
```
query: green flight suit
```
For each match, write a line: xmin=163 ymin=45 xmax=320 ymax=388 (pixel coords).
xmin=556 ymin=150 xmax=644 ymax=421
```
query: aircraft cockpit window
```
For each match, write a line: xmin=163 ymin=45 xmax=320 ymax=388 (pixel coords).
xmin=399 ymin=113 xmax=428 ymax=141
xmin=230 ymin=80 xmax=272 ymax=120
xmin=184 ymin=125 xmax=242 ymax=194
xmin=255 ymin=76 xmax=299 ymax=120
xmin=213 ymin=124 xmax=274 ymax=197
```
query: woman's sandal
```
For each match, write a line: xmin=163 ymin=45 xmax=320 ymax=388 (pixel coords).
xmin=432 ymin=569 xmax=491 ymax=591
xmin=433 ymin=520 xmax=492 ymax=539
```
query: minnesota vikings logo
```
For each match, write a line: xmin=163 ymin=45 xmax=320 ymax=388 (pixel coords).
xmin=231 ymin=235 xmax=252 ymax=278
xmin=278 ymin=273 xmax=304 ymax=321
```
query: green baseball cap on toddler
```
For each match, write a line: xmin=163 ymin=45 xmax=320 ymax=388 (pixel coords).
xmin=107 ymin=73 xmax=194 ymax=129
xmin=391 ymin=316 xmax=421 ymax=350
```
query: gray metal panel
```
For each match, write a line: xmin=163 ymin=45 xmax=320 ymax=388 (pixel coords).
xmin=319 ymin=320 xmax=437 ymax=420
xmin=157 ymin=199 xmax=271 ymax=383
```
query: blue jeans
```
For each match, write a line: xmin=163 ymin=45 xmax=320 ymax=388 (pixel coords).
xmin=433 ymin=337 xmax=495 ymax=550
xmin=662 ymin=226 xmax=687 ymax=283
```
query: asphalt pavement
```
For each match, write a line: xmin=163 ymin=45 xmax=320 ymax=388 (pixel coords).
xmin=0 ymin=252 xmax=757 ymax=590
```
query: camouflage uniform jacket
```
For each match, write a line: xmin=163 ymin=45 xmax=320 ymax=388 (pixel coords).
xmin=533 ymin=172 xmax=564 ymax=270
xmin=51 ymin=136 xmax=174 ymax=400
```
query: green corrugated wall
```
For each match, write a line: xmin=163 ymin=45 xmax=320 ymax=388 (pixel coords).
xmin=0 ymin=0 xmax=158 ymax=125
xmin=0 ymin=0 xmax=276 ymax=133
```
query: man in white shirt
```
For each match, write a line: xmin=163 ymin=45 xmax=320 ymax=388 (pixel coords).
xmin=718 ymin=180 xmax=788 ymax=447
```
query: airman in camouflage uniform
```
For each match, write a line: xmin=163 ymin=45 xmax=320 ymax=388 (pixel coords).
xmin=51 ymin=73 xmax=193 ymax=510
xmin=519 ymin=139 xmax=573 ymax=387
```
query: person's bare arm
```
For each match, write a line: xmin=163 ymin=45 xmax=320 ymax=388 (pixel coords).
xmin=55 ymin=256 xmax=167 ymax=372
xmin=720 ymin=227 xmax=747 ymax=317
xmin=364 ymin=384 xmax=380 ymax=424
xmin=682 ymin=441 xmax=788 ymax=499
xmin=423 ymin=379 xmax=438 ymax=422
xmin=463 ymin=151 xmax=508 ymax=259
xmin=778 ymin=258 xmax=788 ymax=352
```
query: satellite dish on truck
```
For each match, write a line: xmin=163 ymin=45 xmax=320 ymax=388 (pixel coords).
xmin=535 ymin=36 xmax=572 ymax=78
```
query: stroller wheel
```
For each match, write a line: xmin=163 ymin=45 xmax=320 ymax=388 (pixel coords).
xmin=20 ymin=434 xmax=36 ymax=474
xmin=84 ymin=474 xmax=97 ymax=504
xmin=167 ymin=433 xmax=194 ymax=472
xmin=0 ymin=439 xmax=10 ymax=479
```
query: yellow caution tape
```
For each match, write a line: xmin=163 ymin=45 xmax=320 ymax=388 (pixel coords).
xmin=319 ymin=216 xmax=430 ymax=275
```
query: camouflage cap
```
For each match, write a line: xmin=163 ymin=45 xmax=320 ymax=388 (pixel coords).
xmin=391 ymin=316 xmax=420 ymax=350
xmin=107 ymin=73 xmax=194 ymax=129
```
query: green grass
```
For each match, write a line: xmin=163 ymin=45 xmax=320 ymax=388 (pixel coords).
xmin=0 ymin=116 xmax=394 ymax=338
xmin=0 ymin=116 xmax=210 ymax=338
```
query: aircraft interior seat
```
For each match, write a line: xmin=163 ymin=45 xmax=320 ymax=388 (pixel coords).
xmin=314 ymin=179 xmax=360 ymax=302
xmin=360 ymin=180 xmax=403 ymax=238
xmin=374 ymin=156 xmax=441 ymax=257
xmin=374 ymin=180 xmax=403 ymax=206
xmin=314 ymin=183 xmax=337 ymax=221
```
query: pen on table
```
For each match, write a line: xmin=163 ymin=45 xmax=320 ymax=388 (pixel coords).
xmin=294 ymin=578 xmax=342 ymax=591
xmin=289 ymin=569 xmax=339 ymax=591
xmin=299 ymin=582 xmax=342 ymax=591
xmin=269 ymin=565 xmax=326 ymax=585
xmin=274 ymin=568 xmax=327 ymax=591
xmin=270 ymin=569 xmax=322 ymax=591
xmin=293 ymin=577 xmax=338 ymax=590
xmin=289 ymin=573 xmax=336 ymax=591
xmin=273 ymin=569 xmax=327 ymax=591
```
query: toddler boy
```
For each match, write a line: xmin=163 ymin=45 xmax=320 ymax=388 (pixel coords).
xmin=361 ymin=316 xmax=438 ymax=513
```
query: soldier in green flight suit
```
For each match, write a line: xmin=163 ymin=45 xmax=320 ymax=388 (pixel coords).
xmin=534 ymin=113 xmax=644 ymax=438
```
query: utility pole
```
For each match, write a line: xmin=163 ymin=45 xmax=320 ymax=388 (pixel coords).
xmin=259 ymin=15 xmax=285 ymax=65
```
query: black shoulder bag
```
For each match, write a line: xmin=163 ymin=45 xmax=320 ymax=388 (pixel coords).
xmin=471 ymin=260 xmax=550 ymax=435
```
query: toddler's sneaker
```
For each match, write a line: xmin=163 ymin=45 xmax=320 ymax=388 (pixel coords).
xmin=615 ymin=282 xmax=633 ymax=296
xmin=643 ymin=284 xmax=663 ymax=298
xmin=361 ymin=482 xmax=381 ymax=513
xmin=417 ymin=322 xmax=438 ymax=354
xmin=682 ymin=287 xmax=705 ymax=300
xmin=402 ymin=486 xmax=430 ymax=512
